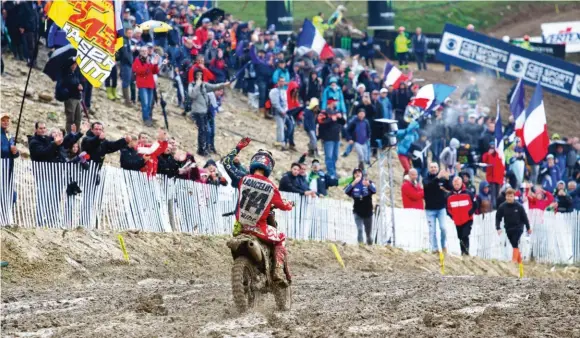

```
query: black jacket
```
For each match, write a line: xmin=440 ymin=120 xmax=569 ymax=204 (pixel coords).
xmin=157 ymin=153 xmax=180 ymax=178
xmin=120 ymin=148 xmax=145 ymax=171
xmin=81 ymin=130 xmax=128 ymax=166
xmin=479 ymin=130 xmax=495 ymax=154
xmin=300 ymin=74 xmax=322 ymax=103
xmin=495 ymin=201 xmax=530 ymax=231
xmin=28 ymin=134 xmax=58 ymax=162
xmin=556 ymin=193 xmax=574 ymax=213
xmin=279 ymin=172 xmax=308 ymax=195
xmin=60 ymin=67 xmax=82 ymax=100
xmin=119 ymin=37 xmax=134 ymax=66
xmin=17 ymin=2 xmax=38 ymax=33
xmin=423 ymin=173 xmax=451 ymax=210
xmin=318 ymin=110 xmax=346 ymax=142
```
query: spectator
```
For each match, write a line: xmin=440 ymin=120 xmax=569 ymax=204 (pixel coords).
xmin=47 ymin=22 xmax=68 ymax=51
xmin=317 ymin=100 xmax=346 ymax=179
xmin=482 ymin=143 xmax=504 ymax=209
xmin=461 ymin=77 xmax=480 ymax=108
xmin=540 ymin=154 xmax=562 ymax=193
xmin=204 ymin=159 xmax=228 ymax=186
xmin=137 ymin=128 xmax=169 ymax=177
xmin=303 ymin=97 xmax=320 ymax=157
xmin=249 ymin=44 xmax=274 ymax=118
xmin=526 ymin=185 xmax=554 ymax=211
xmin=412 ymin=27 xmax=427 ymax=71
xmin=272 ymin=58 xmax=290 ymax=85
xmin=153 ymin=1 xmax=170 ymax=50
xmin=188 ymin=54 xmax=216 ymax=85
xmin=132 ymin=46 xmax=160 ymax=126
xmin=359 ymin=31 xmax=375 ymax=69
xmin=507 ymin=137 xmax=526 ymax=189
xmin=284 ymin=80 xmax=301 ymax=151
xmin=476 ymin=180 xmax=492 ymax=214
xmin=401 ymin=169 xmax=424 ymax=209
xmin=119 ymin=28 xmax=135 ymax=107
xmin=157 ymin=141 xmax=180 ymax=178
xmin=207 ymin=88 xmax=224 ymax=155
xmin=450 ymin=115 xmax=469 ymax=144
xmin=344 ymin=168 xmax=376 ymax=245
xmin=1 ymin=113 xmax=19 ymax=161
xmin=566 ymin=138 xmax=579 ymax=181
xmin=551 ymin=143 xmax=568 ymax=182
xmin=307 ymin=159 xmax=339 ymax=197
xmin=568 ymin=181 xmax=580 ymax=211
xmin=554 ymin=184 xmax=574 ymax=213
xmin=16 ymin=1 xmax=38 ymax=67
xmin=57 ymin=62 xmax=83 ymax=134
xmin=269 ymin=76 xmax=289 ymax=150
xmin=447 ymin=176 xmax=477 ymax=256
xmin=81 ymin=122 xmax=130 ymax=167
xmin=120 ymin=135 xmax=146 ymax=171
xmin=320 ymin=77 xmax=346 ymax=115
xmin=428 ymin=108 xmax=446 ymax=162
xmin=378 ymin=88 xmax=393 ymax=120
xmin=204 ymin=39 xmax=220 ymax=64
xmin=394 ymin=26 xmax=410 ymax=70
xmin=28 ymin=122 xmax=61 ymax=162
xmin=279 ymin=163 xmax=314 ymax=196
xmin=396 ymin=121 xmax=420 ymax=175
xmin=209 ymin=48 xmax=228 ymax=84
xmin=478 ymin=118 xmax=495 ymax=154
xmin=439 ymin=138 xmax=459 ymax=175
xmin=189 ymin=69 xmax=229 ymax=156
xmin=346 ymin=108 xmax=371 ymax=169
xmin=424 ymin=162 xmax=451 ymax=254
xmin=410 ymin=131 xmax=429 ymax=180
xmin=300 ymin=70 xmax=323 ymax=104
xmin=496 ymin=188 xmax=531 ymax=263
xmin=50 ymin=125 xmax=84 ymax=163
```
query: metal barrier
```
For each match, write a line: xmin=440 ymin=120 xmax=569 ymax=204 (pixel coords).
xmin=1 ymin=158 xmax=578 ymax=264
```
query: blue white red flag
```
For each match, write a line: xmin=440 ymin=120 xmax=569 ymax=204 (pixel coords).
xmin=296 ymin=19 xmax=334 ymax=59
xmin=523 ymin=83 xmax=550 ymax=164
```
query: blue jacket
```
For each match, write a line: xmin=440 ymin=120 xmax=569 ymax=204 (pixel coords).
xmin=250 ymin=46 xmax=275 ymax=81
xmin=346 ymin=118 xmax=371 ymax=144
xmin=320 ymin=86 xmax=346 ymax=113
xmin=272 ymin=67 xmax=290 ymax=85
xmin=378 ymin=96 xmax=393 ymax=119
xmin=554 ymin=152 xmax=568 ymax=181
xmin=412 ymin=34 xmax=428 ymax=53
xmin=47 ymin=23 xmax=68 ymax=48
xmin=359 ymin=33 xmax=375 ymax=58
xmin=1 ymin=128 xmax=19 ymax=159
xmin=396 ymin=121 xmax=420 ymax=155
xmin=541 ymin=164 xmax=562 ymax=193
xmin=303 ymin=108 xmax=317 ymax=132
xmin=345 ymin=179 xmax=376 ymax=217
xmin=570 ymin=187 xmax=580 ymax=211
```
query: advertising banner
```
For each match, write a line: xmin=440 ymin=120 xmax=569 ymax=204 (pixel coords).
xmin=541 ymin=21 xmax=580 ymax=53
xmin=266 ymin=0 xmax=294 ymax=36
xmin=437 ymin=24 xmax=580 ymax=102
xmin=367 ymin=1 xmax=395 ymax=31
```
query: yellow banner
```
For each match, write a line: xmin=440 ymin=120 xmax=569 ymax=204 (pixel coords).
xmin=48 ymin=1 xmax=123 ymax=87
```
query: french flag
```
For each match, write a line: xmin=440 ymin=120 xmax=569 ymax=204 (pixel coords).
xmin=297 ymin=19 xmax=334 ymax=59
xmin=510 ymin=78 xmax=526 ymax=142
xmin=494 ymin=101 xmax=505 ymax=173
xmin=383 ymin=63 xmax=408 ymax=89
xmin=523 ymin=83 xmax=550 ymax=164
xmin=408 ymin=84 xmax=456 ymax=111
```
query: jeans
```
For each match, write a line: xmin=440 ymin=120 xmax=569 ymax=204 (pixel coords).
xmin=354 ymin=142 xmax=368 ymax=164
xmin=415 ymin=52 xmax=427 ymax=70
xmin=64 ymin=99 xmax=81 ymax=134
xmin=323 ymin=141 xmax=340 ymax=178
xmin=22 ymin=31 xmax=37 ymax=66
xmin=284 ymin=115 xmax=295 ymax=146
xmin=307 ymin=130 xmax=317 ymax=151
xmin=274 ymin=114 xmax=285 ymax=143
xmin=354 ymin=213 xmax=373 ymax=245
xmin=343 ymin=143 xmax=354 ymax=157
xmin=120 ymin=64 xmax=132 ymax=89
xmin=207 ymin=114 xmax=215 ymax=151
xmin=138 ymin=88 xmax=154 ymax=121
xmin=192 ymin=113 xmax=209 ymax=154
xmin=431 ymin=138 xmax=444 ymax=164
xmin=257 ymin=79 xmax=268 ymax=108
xmin=82 ymin=80 xmax=93 ymax=109
xmin=489 ymin=182 xmax=500 ymax=209
xmin=105 ymin=65 xmax=118 ymax=88
xmin=426 ymin=208 xmax=447 ymax=252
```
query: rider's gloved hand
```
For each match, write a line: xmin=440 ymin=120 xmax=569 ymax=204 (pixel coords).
xmin=236 ymin=137 xmax=251 ymax=151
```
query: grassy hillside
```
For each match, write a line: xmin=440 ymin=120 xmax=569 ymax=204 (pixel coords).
xmin=218 ymin=1 xmax=571 ymax=34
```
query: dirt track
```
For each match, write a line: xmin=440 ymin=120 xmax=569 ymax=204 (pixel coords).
xmin=2 ymin=228 xmax=580 ymax=337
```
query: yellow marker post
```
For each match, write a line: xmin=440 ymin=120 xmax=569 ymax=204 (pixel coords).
xmin=330 ymin=243 xmax=345 ymax=269
xmin=118 ymin=234 xmax=130 ymax=262
xmin=439 ymin=251 xmax=445 ymax=275
xmin=555 ymin=4 xmax=559 ymax=13
xmin=519 ymin=262 xmax=524 ymax=279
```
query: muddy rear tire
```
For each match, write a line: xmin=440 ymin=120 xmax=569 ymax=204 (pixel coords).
xmin=273 ymin=284 xmax=292 ymax=311
xmin=232 ymin=256 xmax=258 ymax=313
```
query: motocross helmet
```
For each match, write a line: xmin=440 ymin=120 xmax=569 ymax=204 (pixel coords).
xmin=249 ymin=149 xmax=275 ymax=177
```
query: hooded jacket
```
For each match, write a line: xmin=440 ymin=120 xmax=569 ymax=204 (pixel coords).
xmin=482 ymin=150 xmax=505 ymax=185
xmin=396 ymin=121 xmax=420 ymax=155
xmin=527 ymin=189 xmax=554 ymax=210
xmin=132 ymin=57 xmax=159 ymax=89
xmin=439 ymin=138 xmax=459 ymax=171
xmin=447 ymin=187 xmax=477 ymax=226
xmin=286 ymin=81 xmax=301 ymax=110
xmin=401 ymin=178 xmax=424 ymax=209
xmin=320 ymin=82 xmax=347 ymax=113
xmin=272 ymin=66 xmax=290 ymax=85
xmin=477 ymin=181 xmax=492 ymax=214
xmin=300 ymin=72 xmax=323 ymax=103
xmin=279 ymin=172 xmax=308 ymax=195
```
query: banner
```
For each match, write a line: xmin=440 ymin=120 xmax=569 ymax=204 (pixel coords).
xmin=266 ymin=0 xmax=294 ymax=36
xmin=367 ymin=1 xmax=394 ymax=31
xmin=347 ymin=32 xmax=442 ymax=63
xmin=541 ymin=21 xmax=580 ymax=53
xmin=437 ymin=24 xmax=580 ymax=102
xmin=48 ymin=1 xmax=124 ymax=87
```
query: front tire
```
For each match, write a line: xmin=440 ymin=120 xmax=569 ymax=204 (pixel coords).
xmin=232 ymin=256 xmax=259 ymax=313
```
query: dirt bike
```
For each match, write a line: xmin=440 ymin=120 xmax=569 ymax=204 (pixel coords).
xmin=224 ymin=206 xmax=292 ymax=313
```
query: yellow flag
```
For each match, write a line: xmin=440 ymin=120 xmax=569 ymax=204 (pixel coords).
xmin=48 ymin=1 xmax=124 ymax=87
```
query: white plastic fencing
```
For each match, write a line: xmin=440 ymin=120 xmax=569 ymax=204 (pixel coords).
xmin=1 ymin=158 xmax=579 ymax=264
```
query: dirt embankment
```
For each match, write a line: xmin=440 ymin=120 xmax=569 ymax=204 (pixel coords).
xmin=2 ymin=228 xmax=580 ymax=337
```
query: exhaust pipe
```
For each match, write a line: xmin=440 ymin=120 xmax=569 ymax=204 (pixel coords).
xmin=247 ymin=241 xmax=263 ymax=262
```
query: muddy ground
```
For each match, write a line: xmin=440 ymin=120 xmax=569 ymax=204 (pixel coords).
xmin=2 ymin=228 xmax=580 ymax=338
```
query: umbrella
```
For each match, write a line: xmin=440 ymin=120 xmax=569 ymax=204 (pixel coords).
xmin=548 ymin=141 xmax=570 ymax=155
xmin=43 ymin=44 xmax=77 ymax=82
xmin=195 ymin=8 xmax=225 ymax=28
xmin=139 ymin=20 xmax=173 ymax=33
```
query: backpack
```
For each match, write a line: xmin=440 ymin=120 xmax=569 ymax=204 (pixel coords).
xmin=54 ymin=80 xmax=68 ymax=102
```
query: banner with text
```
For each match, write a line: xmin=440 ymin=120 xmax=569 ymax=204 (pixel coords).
xmin=48 ymin=0 xmax=124 ymax=87
xmin=367 ymin=1 xmax=394 ymax=31
xmin=266 ymin=0 xmax=294 ymax=35
xmin=437 ymin=24 xmax=580 ymax=102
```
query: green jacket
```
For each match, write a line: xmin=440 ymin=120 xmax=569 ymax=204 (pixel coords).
xmin=394 ymin=33 xmax=410 ymax=54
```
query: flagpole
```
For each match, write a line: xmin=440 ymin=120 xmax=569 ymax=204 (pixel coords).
xmin=14 ymin=30 xmax=42 ymax=144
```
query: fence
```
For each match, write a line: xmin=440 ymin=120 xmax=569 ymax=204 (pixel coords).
xmin=1 ymin=158 xmax=579 ymax=264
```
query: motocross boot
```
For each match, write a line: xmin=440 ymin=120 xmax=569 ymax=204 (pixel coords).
xmin=273 ymin=262 xmax=288 ymax=287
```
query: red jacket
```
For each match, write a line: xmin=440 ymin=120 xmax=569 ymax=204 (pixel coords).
xmin=527 ymin=190 xmax=554 ymax=210
xmin=137 ymin=140 xmax=168 ymax=177
xmin=132 ymin=58 xmax=159 ymax=89
xmin=446 ymin=189 xmax=477 ymax=226
xmin=482 ymin=151 xmax=504 ymax=185
xmin=188 ymin=64 xmax=216 ymax=84
xmin=401 ymin=180 xmax=424 ymax=209
xmin=195 ymin=27 xmax=209 ymax=47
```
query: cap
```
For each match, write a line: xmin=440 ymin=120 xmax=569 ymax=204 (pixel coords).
xmin=547 ymin=154 xmax=555 ymax=159
xmin=357 ymin=107 xmax=366 ymax=113
xmin=380 ymin=88 xmax=388 ymax=94
xmin=308 ymin=97 xmax=319 ymax=110
xmin=552 ymin=133 xmax=561 ymax=140
xmin=204 ymin=159 xmax=217 ymax=168
xmin=124 ymin=8 xmax=131 ymax=12
xmin=146 ymin=42 xmax=154 ymax=48
xmin=0 ymin=112 xmax=10 ymax=120
xmin=202 ymin=18 xmax=211 ymax=24
xmin=357 ymin=84 xmax=366 ymax=91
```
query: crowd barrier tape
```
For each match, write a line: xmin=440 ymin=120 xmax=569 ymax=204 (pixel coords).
xmin=437 ymin=23 xmax=580 ymax=102
xmin=1 ymin=158 xmax=579 ymax=265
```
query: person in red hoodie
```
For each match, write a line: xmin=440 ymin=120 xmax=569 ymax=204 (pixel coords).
xmin=401 ymin=168 xmax=424 ymax=209
xmin=447 ymin=176 xmax=478 ymax=256
xmin=526 ymin=184 xmax=554 ymax=211
xmin=137 ymin=128 xmax=169 ymax=178
xmin=482 ymin=142 xmax=504 ymax=209
xmin=132 ymin=46 xmax=160 ymax=126
xmin=188 ymin=54 xmax=215 ymax=84
xmin=195 ymin=18 xmax=211 ymax=47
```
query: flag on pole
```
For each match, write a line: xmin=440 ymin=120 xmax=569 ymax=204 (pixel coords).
xmin=523 ymin=83 xmax=550 ymax=164
xmin=296 ymin=19 xmax=334 ymax=59
xmin=408 ymin=84 xmax=456 ymax=111
xmin=47 ymin=0 xmax=124 ymax=87
xmin=510 ymin=79 xmax=526 ymax=142
xmin=383 ymin=63 xmax=409 ymax=90
xmin=495 ymin=101 xmax=505 ymax=172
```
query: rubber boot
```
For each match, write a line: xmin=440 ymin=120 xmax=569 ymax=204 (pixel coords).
xmin=122 ymin=87 xmax=132 ymax=107
xmin=112 ymin=87 xmax=119 ymax=100
xmin=106 ymin=87 xmax=115 ymax=100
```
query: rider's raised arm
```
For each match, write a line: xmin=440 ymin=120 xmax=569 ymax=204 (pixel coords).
xmin=271 ymin=187 xmax=293 ymax=211
xmin=222 ymin=137 xmax=251 ymax=185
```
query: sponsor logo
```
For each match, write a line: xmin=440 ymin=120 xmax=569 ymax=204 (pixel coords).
xmin=511 ymin=60 xmax=524 ymax=73
xmin=450 ymin=200 xmax=470 ymax=207
xmin=446 ymin=38 xmax=458 ymax=51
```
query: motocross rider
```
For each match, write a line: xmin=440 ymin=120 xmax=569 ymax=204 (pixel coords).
xmin=223 ymin=137 xmax=294 ymax=285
